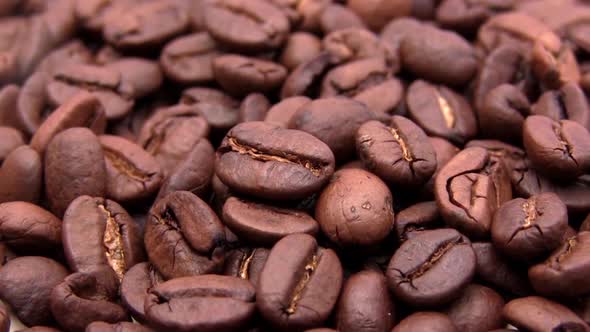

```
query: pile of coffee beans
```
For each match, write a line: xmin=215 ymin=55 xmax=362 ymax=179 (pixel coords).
xmin=2 ymin=0 xmax=590 ymax=331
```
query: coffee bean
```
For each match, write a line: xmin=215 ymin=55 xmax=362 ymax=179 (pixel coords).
xmin=322 ymin=28 xmax=396 ymax=66
xmin=35 ymin=39 xmax=93 ymax=76
xmin=264 ymin=96 xmax=310 ymax=128
xmin=257 ymin=233 xmax=343 ymax=331
xmin=239 ymin=93 xmax=271 ymax=123
xmin=44 ymin=127 xmax=106 ymax=217
xmin=145 ymin=275 xmax=256 ymax=332
xmin=0 ymin=256 xmax=68 ymax=326
xmin=216 ymin=121 xmax=335 ymax=200
xmin=160 ymin=32 xmax=219 ymax=85
xmin=392 ymin=312 xmax=457 ymax=332
xmin=336 ymin=269 xmax=395 ymax=332
xmin=531 ymin=40 xmax=580 ymax=89
xmin=86 ymin=321 xmax=154 ymax=332
xmin=105 ymin=58 xmax=163 ymax=99
xmin=14 ymin=71 xmax=51 ymax=136
xmin=347 ymin=0 xmax=412 ymax=31
xmin=503 ymin=296 xmax=589 ymax=331
xmin=491 ymin=193 xmax=568 ymax=262
xmin=478 ymin=84 xmax=530 ymax=143
xmin=387 ymin=228 xmax=476 ymax=307
xmin=444 ymin=284 xmax=505 ymax=332
xmin=144 ymin=191 xmax=225 ymax=279
xmin=523 ymin=115 xmax=590 ymax=180
xmin=0 ymin=146 xmax=42 ymax=204
xmin=180 ymin=87 xmax=239 ymax=137
xmin=50 ymin=272 xmax=130 ymax=332
xmin=380 ymin=17 xmax=423 ymax=57
xmin=120 ymin=262 xmax=164 ymax=323
xmin=315 ymin=169 xmax=394 ymax=246
xmin=395 ymin=201 xmax=442 ymax=242
xmin=531 ymin=82 xmax=590 ymax=130
xmin=223 ymin=197 xmax=319 ymax=245
xmin=223 ymin=247 xmax=270 ymax=287
xmin=280 ymin=32 xmax=322 ymax=70
xmin=281 ymin=52 xmax=334 ymax=99
xmin=99 ymin=135 xmax=163 ymax=203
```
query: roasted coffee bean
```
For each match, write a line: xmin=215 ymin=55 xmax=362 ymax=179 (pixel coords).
xmin=0 ymin=201 xmax=61 ymax=253
xmin=156 ymin=138 xmax=215 ymax=200
xmin=444 ymin=284 xmax=505 ymax=332
xmin=14 ymin=71 xmax=51 ymax=135
xmin=0 ymin=302 xmax=7 ymax=332
xmin=160 ymin=32 xmax=219 ymax=85
xmin=0 ymin=256 xmax=68 ymax=326
xmin=44 ymin=128 xmax=106 ymax=217
xmin=180 ymin=87 xmax=240 ymax=136
xmin=204 ymin=0 xmax=290 ymax=52
xmin=137 ymin=104 xmax=209 ymax=176
xmin=47 ymin=63 xmax=135 ymax=120
xmin=478 ymin=84 xmax=530 ymax=143
xmin=406 ymin=80 xmax=477 ymax=145
xmin=86 ymin=321 xmax=154 ymax=332
xmin=531 ymin=82 xmax=590 ymax=130
xmin=50 ymin=272 xmax=129 ymax=332
xmin=239 ymin=93 xmax=271 ymax=123
xmin=99 ymin=135 xmax=163 ymax=203
xmin=387 ymin=229 xmax=475 ymax=307
xmin=472 ymin=242 xmax=532 ymax=296
xmin=336 ymin=269 xmax=395 ymax=332
xmin=144 ymin=191 xmax=225 ymax=279
xmin=395 ymin=201 xmax=442 ymax=242
xmin=30 ymin=93 xmax=107 ymax=154
xmin=531 ymin=40 xmax=580 ymax=89
xmin=223 ymin=247 xmax=270 ymax=287
xmin=392 ymin=312 xmax=457 ymax=332
xmin=529 ymin=231 xmax=590 ymax=297
xmin=491 ymin=193 xmax=568 ymax=262
xmin=63 ymin=196 xmax=145 ymax=297
xmin=105 ymin=58 xmax=163 ymax=100
xmin=319 ymin=4 xmax=366 ymax=33
xmin=280 ymin=32 xmax=322 ymax=70
xmin=222 ymin=197 xmax=319 ymax=246
xmin=356 ymin=116 xmax=436 ymax=187
xmin=102 ymin=0 xmax=189 ymax=50
xmin=120 ymin=262 xmax=164 ymax=323
xmin=265 ymin=96 xmax=311 ymax=128
xmin=0 ymin=146 xmax=42 ymax=204
xmin=523 ymin=115 xmax=590 ymax=180
xmin=322 ymin=28 xmax=395 ymax=66
xmin=257 ymin=233 xmax=343 ymax=331
xmin=347 ymin=0 xmax=412 ymax=31
xmin=435 ymin=147 xmax=512 ymax=239
xmin=401 ymin=25 xmax=477 ymax=86
xmin=503 ymin=296 xmax=589 ymax=331
xmin=315 ymin=168 xmax=394 ymax=246
xmin=145 ymin=275 xmax=256 ymax=332
xmin=213 ymin=54 xmax=288 ymax=97
xmin=281 ymin=52 xmax=334 ymax=99
xmin=380 ymin=17 xmax=423 ymax=57
xmin=216 ymin=121 xmax=335 ymax=200
xmin=0 ymin=126 xmax=24 ymax=162
xmin=289 ymin=97 xmax=374 ymax=162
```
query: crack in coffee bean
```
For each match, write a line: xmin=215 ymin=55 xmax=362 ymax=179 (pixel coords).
xmin=238 ymin=249 xmax=256 ymax=280
xmin=435 ymin=90 xmax=455 ymax=129
xmin=227 ymin=137 xmax=323 ymax=176
xmin=99 ymin=204 xmax=126 ymax=281
xmin=521 ymin=198 xmax=537 ymax=228
xmin=398 ymin=238 xmax=463 ymax=285
xmin=103 ymin=148 xmax=153 ymax=182
xmin=389 ymin=127 xmax=413 ymax=162
xmin=285 ymin=254 xmax=319 ymax=315
xmin=552 ymin=123 xmax=578 ymax=166
xmin=446 ymin=169 xmax=489 ymax=223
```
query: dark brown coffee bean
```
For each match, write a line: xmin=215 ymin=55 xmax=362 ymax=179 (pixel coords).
xmin=160 ymin=32 xmax=219 ymax=85
xmin=347 ymin=0 xmax=412 ymax=31
xmin=529 ymin=231 xmax=590 ymax=297
xmin=280 ymin=52 xmax=334 ymax=99
xmin=319 ymin=4 xmax=366 ymax=34
xmin=503 ymin=296 xmax=589 ymax=331
xmin=45 ymin=128 xmax=106 ymax=217
xmin=216 ymin=121 xmax=335 ymax=200
xmin=223 ymin=247 xmax=270 ymax=287
xmin=531 ymin=40 xmax=580 ymax=89
xmin=239 ymin=93 xmax=271 ymax=123
xmin=478 ymin=84 xmax=530 ymax=143
xmin=531 ymin=82 xmax=590 ymax=130
xmin=145 ymin=275 xmax=256 ymax=332
xmin=50 ymin=272 xmax=129 ymax=332
xmin=30 ymin=92 xmax=107 ymax=154
xmin=401 ymin=25 xmax=477 ymax=86
xmin=0 ymin=126 xmax=24 ymax=162
xmin=180 ymin=87 xmax=240 ymax=135
xmin=290 ymin=97 xmax=374 ymax=162
xmin=392 ymin=312 xmax=457 ymax=332
xmin=120 ymin=262 xmax=164 ymax=323
xmin=156 ymin=138 xmax=215 ymax=200
xmin=0 ymin=256 xmax=68 ymax=326
xmin=395 ymin=201 xmax=442 ymax=242
xmin=336 ymin=269 xmax=395 ymax=332
xmin=280 ymin=32 xmax=322 ymax=71
xmin=472 ymin=242 xmax=532 ymax=296
xmin=144 ymin=191 xmax=225 ymax=279
xmin=99 ymin=135 xmax=163 ymax=203
xmin=63 ymin=195 xmax=145 ymax=296
xmin=105 ymin=58 xmax=163 ymax=100
xmin=444 ymin=284 xmax=505 ymax=332
xmin=213 ymin=54 xmax=288 ymax=97
xmin=0 ymin=146 xmax=42 ymax=204
xmin=257 ymin=233 xmax=343 ymax=331
xmin=435 ymin=147 xmax=512 ymax=239
xmin=387 ymin=228 xmax=476 ymax=307
xmin=357 ymin=117 xmax=436 ymax=186
xmin=0 ymin=201 xmax=61 ymax=253
xmin=204 ymin=0 xmax=290 ymax=52
xmin=86 ymin=321 xmax=154 ymax=332
xmin=491 ymin=193 xmax=568 ymax=262
xmin=523 ymin=115 xmax=590 ymax=180
xmin=137 ymin=104 xmax=209 ymax=176
xmin=47 ymin=64 xmax=135 ymax=120
xmin=406 ymin=80 xmax=477 ymax=145
xmin=102 ymin=0 xmax=189 ymax=50
xmin=265 ymin=96 xmax=310 ymax=127
xmin=0 ymin=302 xmax=8 ymax=332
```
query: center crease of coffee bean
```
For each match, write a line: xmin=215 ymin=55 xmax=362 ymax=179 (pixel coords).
xmin=555 ymin=236 xmax=577 ymax=265
xmin=552 ymin=124 xmax=578 ymax=165
xmin=399 ymin=238 xmax=462 ymax=285
xmin=103 ymin=148 xmax=153 ymax=182
xmin=521 ymin=198 xmax=537 ymax=228
xmin=99 ymin=204 xmax=126 ymax=281
xmin=54 ymin=74 xmax=127 ymax=97
xmin=435 ymin=90 xmax=455 ymax=128
xmin=238 ymin=249 xmax=256 ymax=280
xmin=388 ymin=127 xmax=413 ymax=162
xmin=227 ymin=137 xmax=323 ymax=176
xmin=285 ymin=254 xmax=319 ymax=315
